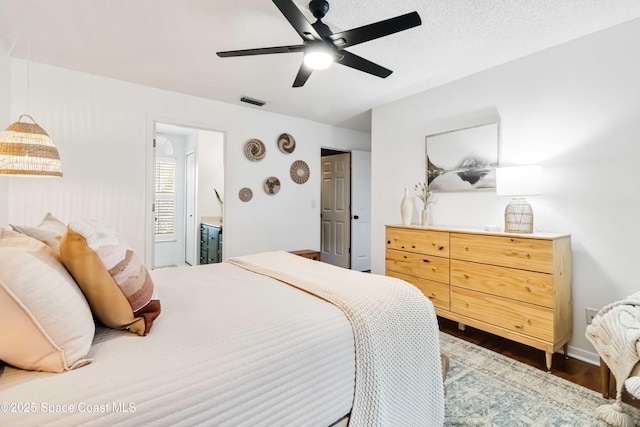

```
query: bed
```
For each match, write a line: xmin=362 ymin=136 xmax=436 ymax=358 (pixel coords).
xmin=1 ymin=222 xmax=444 ymax=426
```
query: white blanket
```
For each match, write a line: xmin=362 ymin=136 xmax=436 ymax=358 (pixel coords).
xmin=228 ymin=251 xmax=445 ymax=426
xmin=586 ymin=292 xmax=640 ymax=426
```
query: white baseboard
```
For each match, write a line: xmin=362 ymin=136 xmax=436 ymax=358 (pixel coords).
xmin=567 ymin=345 xmax=600 ymax=366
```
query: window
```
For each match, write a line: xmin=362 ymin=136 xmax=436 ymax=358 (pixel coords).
xmin=155 ymin=157 xmax=176 ymax=239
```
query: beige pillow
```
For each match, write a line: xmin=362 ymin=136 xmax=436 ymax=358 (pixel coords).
xmin=59 ymin=220 xmax=161 ymax=336
xmin=11 ymin=212 xmax=67 ymax=255
xmin=0 ymin=229 xmax=94 ymax=373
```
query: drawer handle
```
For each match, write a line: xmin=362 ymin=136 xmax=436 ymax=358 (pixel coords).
xmin=464 ymin=247 xmax=469 ymax=251
xmin=464 ymin=274 xmax=469 ymax=279
xmin=387 ymin=240 xmax=391 ymax=244
xmin=427 ymin=293 xmax=436 ymax=299
xmin=439 ymin=246 xmax=444 ymax=250
xmin=411 ymin=245 xmax=416 ymax=248
xmin=404 ymin=256 xmax=408 ymax=259
xmin=507 ymin=250 xmax=532 ymax=259
xmin=514 ymin=324 xmax=523 ymax=329
xmin=422 ymin=259 xmax=431 ymax=263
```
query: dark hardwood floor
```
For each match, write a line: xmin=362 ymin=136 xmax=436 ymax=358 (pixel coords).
xmin=438 ymin=317 xmax=602 ymax=393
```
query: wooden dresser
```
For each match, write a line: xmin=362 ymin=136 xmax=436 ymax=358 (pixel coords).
xmin=385 ymin=225 xmax=572 ymax=371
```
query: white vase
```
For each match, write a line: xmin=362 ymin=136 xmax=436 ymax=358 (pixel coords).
xmin=400 ymin=188 xmax=412 ymax=225
xmin=421 ymin=209 xmax=428 ymax=226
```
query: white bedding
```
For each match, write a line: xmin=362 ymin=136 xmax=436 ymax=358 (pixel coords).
xmin=0 ymin=263 xmax=355 ymax=426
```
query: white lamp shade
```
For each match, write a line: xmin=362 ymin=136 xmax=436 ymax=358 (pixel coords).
xmin=496 ymin=165 xmax=541 ymax=196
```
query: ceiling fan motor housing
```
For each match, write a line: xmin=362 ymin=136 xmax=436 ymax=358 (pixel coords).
xmin=309 ymin=0 xmax=329 ymax=20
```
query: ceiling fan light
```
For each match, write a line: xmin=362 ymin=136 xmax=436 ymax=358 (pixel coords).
xmin=304 ymin=50 xmax=333 ymax=70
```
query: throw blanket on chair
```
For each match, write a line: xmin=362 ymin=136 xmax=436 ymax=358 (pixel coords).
xmin=228 ymin=251 xmax=445 ymax=426
xmin=586 ymin=292 xmax=640 ymax=427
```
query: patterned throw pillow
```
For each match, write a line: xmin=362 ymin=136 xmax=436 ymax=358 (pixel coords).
xmin=59 ymin=220 xmax=161 ymax=336
xmin=0 ymin=229 xmax=94 ymax=372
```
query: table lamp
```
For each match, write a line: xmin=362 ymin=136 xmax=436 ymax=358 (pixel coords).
xmin=496 ymin=165 xmax=541 ymax=234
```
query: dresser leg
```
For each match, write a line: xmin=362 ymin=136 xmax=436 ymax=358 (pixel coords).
xmin=545 ymin=352 xmax=552 ymax=373
xmin=457 ymin=323 xmax=466 ymax=331
xmin=563 ymin=344 xmax=569 ymax=360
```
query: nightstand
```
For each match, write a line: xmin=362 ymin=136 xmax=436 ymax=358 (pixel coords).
xmin=289 ymin=249 xmax=321 ymax=261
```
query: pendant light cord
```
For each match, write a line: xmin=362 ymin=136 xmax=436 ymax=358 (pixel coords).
xmin=27 ymin=37 xmax=31 ymax=113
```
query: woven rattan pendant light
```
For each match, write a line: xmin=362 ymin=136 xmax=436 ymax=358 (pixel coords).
xmin=0 ymin=114 xmax=62 ymax=176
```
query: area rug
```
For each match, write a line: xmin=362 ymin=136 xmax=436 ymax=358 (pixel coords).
xmin=440 ymin=332 xmax=640 ymax=426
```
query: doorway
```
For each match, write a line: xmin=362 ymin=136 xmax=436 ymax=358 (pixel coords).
xmin=152 ymin=123 xmax=224 ymax=269
xmin=321 ymin=150 xmax=351 ymax=268
xmin=320 ymin=149 xmax=371 ymax=271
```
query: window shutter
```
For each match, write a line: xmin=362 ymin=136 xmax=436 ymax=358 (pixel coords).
xmin=155 ymin=159 xmax=176 ymax=236
xmin=155 ymin=161 xmax=175 ymax=194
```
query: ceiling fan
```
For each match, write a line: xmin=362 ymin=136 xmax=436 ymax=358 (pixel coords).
xmin=216 ymin=0 xmax=422 ymax=87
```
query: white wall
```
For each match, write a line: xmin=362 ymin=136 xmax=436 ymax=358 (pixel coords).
xmin=4 ymin=59 xmax=370 ymax=263
xmin=371 ymin=18 xmax=640 ymax=362
xmin=0 ymin=37 xmax=10 ymax=228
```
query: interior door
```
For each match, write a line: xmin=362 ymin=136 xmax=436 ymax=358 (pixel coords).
xmin=351 ymin=150 xmax=371 ymax=271
xmin=184 ymin=151 xmax=196 ymax=265
xmin=321 ymin=152 xmax=351 ymax=268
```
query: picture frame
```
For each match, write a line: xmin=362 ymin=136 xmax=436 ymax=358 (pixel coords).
xmin=425 ymin=122 xmax=499 ymax=192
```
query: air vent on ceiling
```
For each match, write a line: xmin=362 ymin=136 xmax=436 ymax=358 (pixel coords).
xmin=240 ymin=96 xmax=266 ymax=107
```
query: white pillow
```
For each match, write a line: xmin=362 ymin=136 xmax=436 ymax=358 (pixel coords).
xmin=11 ymin=212 xmax=67 ymax=255
xmin=0 ymin=229 xmax=95 ymax=372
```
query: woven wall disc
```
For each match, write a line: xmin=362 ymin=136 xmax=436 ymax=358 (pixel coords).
xmin=244 ymin=139 xmax=266 ymax=161
xmin=290 ymin=160 xmax=310 ymax=184
xmin=238 ymin=187 xmax=253 ymax=202
xmin=277 ymin=133 xmax=296 ymax=154
xmin=264 ymin=177 xmax=281 ymax=195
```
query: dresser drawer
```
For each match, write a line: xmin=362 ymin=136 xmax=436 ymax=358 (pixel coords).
xmin=450 ymin=233 xmax=554 ymax=273
xmin=386 ymin=249 xmax=450 ymax=284
xmin=386 ymin=227 xmax=449 ymax=257
xmin=451 ymin=287 xmax=554 ymax=341
xmin=450 ymin=260 xmax=554 ymax=308
xmin=387 ymin=271 xmax=450 ymax=311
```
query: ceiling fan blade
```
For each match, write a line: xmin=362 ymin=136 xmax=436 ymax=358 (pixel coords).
xmin=293 ymin=62 xmax=313 ymax=87
xmin=217 ymin=45 xmax=304 ymax=57
xmin=329 ymin=11 xmax=421 ymax=48
xmin=336 ymin=50 xmax=392 ymax=78
xmin=272 ymin=0 xmax=320 ymax=41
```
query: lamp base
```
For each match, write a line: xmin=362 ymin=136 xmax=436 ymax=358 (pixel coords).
xmin=504 ymin=197 xmax=533 ymax=233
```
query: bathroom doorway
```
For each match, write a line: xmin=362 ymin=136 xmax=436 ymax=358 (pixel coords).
xmin=151 ymin=123 xmax=224 ymax=268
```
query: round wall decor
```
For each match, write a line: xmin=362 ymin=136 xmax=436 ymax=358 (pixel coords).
xmin=277 ymin=133 xmax=296 ymax=154
xmin=238 ymin=187 xmax=253 ymax=202
xmin=244 ymin=139 xmax=266 ymax=161
xmin=290 ymin=160 xmax=310 ymax=184
xmin=263 ymin=177 xmax=281 ymax=195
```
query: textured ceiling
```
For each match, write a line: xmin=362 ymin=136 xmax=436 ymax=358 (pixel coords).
xmin=1 ymin=0 xmax=640 ymax=132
